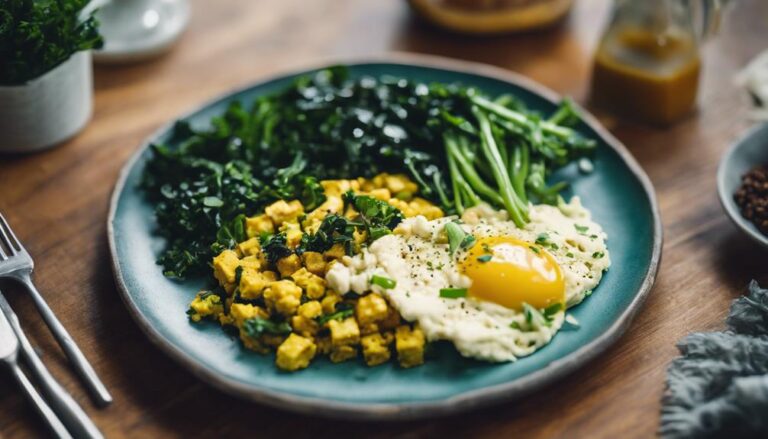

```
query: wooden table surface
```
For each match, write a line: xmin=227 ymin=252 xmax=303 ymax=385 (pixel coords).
xmin=1 ymin=0 xmax=767 ymax=437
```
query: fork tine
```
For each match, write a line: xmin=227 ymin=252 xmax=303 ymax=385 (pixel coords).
xmin=0 ymin=213 xmax=21 ymax=255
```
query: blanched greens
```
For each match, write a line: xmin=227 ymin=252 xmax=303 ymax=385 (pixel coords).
xmin=142 ymin=66 xmax=595 ymax=278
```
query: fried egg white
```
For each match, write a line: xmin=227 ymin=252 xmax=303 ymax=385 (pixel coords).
xmin=325 ymin=197 xmax=610 ymax=362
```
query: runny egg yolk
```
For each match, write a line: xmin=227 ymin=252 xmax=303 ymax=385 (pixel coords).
xmin=460 ymin=236 xmax=565 ymax=311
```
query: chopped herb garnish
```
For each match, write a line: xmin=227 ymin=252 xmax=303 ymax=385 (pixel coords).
xmin=529 ymin=245 xmax=541 ymax=254
xmin=371 ymin=274 xmax=397 ymax=289
xmin=445 ymin=221 xmax=476 ymax=256
xmin=566 ymin=252 xmax=574 ymax=258
xmin=316 ymin=309 xmax=354 ymax=325
xmin=574 ymin=224 xmax=589 ymax=233
xmin=523 ymin=302 xmax=549 ymax=329
xmin=535 ymin=233 xmax=549 ymax=245
xmin=477 ymin=254 xmax=493 ymax=263
xmin=543 ymin=302 xmax=564 ymax=318
xmin=592 ymin=251 xmax=604 ymax=259
xmin=242 ymin=318 xmax=292 ymax=339
xmin=439 ymin=288 xmax=468 ymax=299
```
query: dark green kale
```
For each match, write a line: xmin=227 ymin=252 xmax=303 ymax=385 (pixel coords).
xmin=299 ymin=214 xmax=357 ymax=254
xmin=343 ymin=191 xmax=403 ymax=241
xmin=0 ymin=0 xmax=103 ymax=85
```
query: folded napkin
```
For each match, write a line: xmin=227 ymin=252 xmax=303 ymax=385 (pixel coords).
xmin=660 ymin=281 xmax=768 ymax=438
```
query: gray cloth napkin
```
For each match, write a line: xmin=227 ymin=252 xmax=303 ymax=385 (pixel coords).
xmin=660 ymin=281 xmax=768 ymax=438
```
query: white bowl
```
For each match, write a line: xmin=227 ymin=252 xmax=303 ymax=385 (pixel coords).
xmin=0 ymin=51 xmax=93 ymax=153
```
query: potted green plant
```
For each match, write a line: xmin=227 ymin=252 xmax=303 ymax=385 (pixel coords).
xmin=0 ymin=0 xmax=103 ymax=153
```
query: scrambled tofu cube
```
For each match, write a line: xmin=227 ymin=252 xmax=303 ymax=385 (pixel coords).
xmin=239 ymin=268 xmax=273 ymax=299
xmin=328 ymin=317 xmax=360 ymax=346
xmin=368 ymin=188 xmax=391 ymax=201
xmin=263 ymin=280 xmax=302 ymax=316
xmin=265 ymin=200 xmax=304 ymax=227
xmin=298 ymin=301 xmax=322 ymax=319
xmin=383 ymin=173 xmax=418 ymax=195
xmin=387 ymin=198 xmax=415 ymax=218
xmin=245 ymin=214 xmax=274 ymax=238
xmin=236 ymin=237 xmax=262 ymax=258
xmin=229 ymin=303 xmax=269 ymax=327
xmin=282 ymin=222 xmax=304 ymax=249
xmin=291 ymin=315 xmax=319 ymax=337
xmin=355 ymin=293 xmax=389 ymax=326
xmin=320 ymin=179 xmax=360 ymax=197
xmin=321 ymin=290 xmax=342 ymax=314
xmin=303 ymin=196 xmax=344 ymax=229
xmin=323 ymin=243 xmax=346 ymax=261
xmin=409 ymin=198 xmax=444 ymax=220
xmin=395 ymin=325 xmax=425 ymax=368
xmin=276 ymin=254 xmax=302 ymax=278
xmin=291 ymin=268 xmax=326 ymax=299
xmin=329 ymin=345 xmax=358 ymax=363
xmin=212 ymin=250 xmax=240 ymax=286
xmin=290 ymin=299 xmax=323 ymax=337
xmin=187 ymin=292 xmax=223 ymax=322
xmin=276 ymin=334 xmax=317 ymax=371
xmin=361 ymin=333 xmax=392 ymax=366
xmin=238 ymin=255 xmax=261 ymax=271
xmin=301 ymin=251 xmax=326 ymax=276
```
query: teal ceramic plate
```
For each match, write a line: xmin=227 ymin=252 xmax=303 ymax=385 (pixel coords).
xmin=718 ymin=123 xmax=768 ymax=249
xmin=108 ymin=55 xmax=662 ymax=420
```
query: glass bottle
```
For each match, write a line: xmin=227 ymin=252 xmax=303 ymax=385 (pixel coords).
xmin=591 ymin=0 xmax=722 ymax=125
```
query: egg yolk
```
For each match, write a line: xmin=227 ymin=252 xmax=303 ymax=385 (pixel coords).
xmin=460 ymin=236 xmax=565 ymax=311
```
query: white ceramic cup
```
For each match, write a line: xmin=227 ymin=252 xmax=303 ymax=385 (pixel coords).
xmin=0 ymin=51 xmax=93 ymax=153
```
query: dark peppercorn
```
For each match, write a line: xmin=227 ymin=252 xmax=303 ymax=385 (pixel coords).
xmin=734 ymin=164 xmax=768 ymax=234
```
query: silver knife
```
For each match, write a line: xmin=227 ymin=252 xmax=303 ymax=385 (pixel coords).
xmin=0 ymin=290 xmax=103 ymax=439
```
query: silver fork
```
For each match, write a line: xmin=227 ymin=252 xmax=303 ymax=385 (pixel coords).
xmin=0 ymin=213 xmax=112 ymax=406
xmin=0 ymin=301 xmax=72 ymax=439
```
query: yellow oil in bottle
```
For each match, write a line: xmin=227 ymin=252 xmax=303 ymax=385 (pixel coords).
xmin=591 ymin=27 xmax=701 ymax=125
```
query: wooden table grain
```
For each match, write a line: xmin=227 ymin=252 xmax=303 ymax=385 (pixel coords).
xmin=1 ymin=0 xmax=767 ymax=437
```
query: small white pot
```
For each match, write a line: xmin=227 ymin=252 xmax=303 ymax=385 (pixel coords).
xmin=0 ymin=51 xmax=93 ymax=153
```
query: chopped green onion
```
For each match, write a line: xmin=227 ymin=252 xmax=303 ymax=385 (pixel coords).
xmin=522 ymin=303 xmax=548 ymax=329
xmin=477 ymin=254 xmax=493 ymax=263
xmin=592 ymin=251 xmax=604 ymax=259
xmin=440 ymin=288 xmax=468 ymax=299
xmin=574 ymin=224 xmax=589 ymax=233
xmin=529 ymin=246 xmax=541 ymax=254
xmin=316 ymin=309 xmax=354 ymax=325
xmin=371 ymin=274 xmax=396 ymax=289
xmin=543 ymin=302 xmax=564 ymax=318
xmin=535 ymin=233 xmax=549 ymax=245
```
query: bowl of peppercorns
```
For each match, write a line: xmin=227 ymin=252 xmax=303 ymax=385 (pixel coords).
xmin=718 ymin=123 xmax=768 ymax=249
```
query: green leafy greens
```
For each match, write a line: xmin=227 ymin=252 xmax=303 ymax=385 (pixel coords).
xmin=142 ymin=67 xmax=595 ymax=278
xmin=0 ymin=0 xmax=103 ymax=85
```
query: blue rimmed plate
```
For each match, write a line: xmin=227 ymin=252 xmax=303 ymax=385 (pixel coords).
xmin=108 ymin=54 xmax=662 ymax=420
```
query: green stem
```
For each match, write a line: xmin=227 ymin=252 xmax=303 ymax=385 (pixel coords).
xmin=471 ymin=95 xmax=575 ymax=140
xmin=472 ymin=106 xmax=529 ymax=227
xmin=446 ymin=136 xmax=504 ymax=206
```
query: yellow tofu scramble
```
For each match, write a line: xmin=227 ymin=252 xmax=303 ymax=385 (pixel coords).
xmin=187 ymin=174 xmax=442 ymax=371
